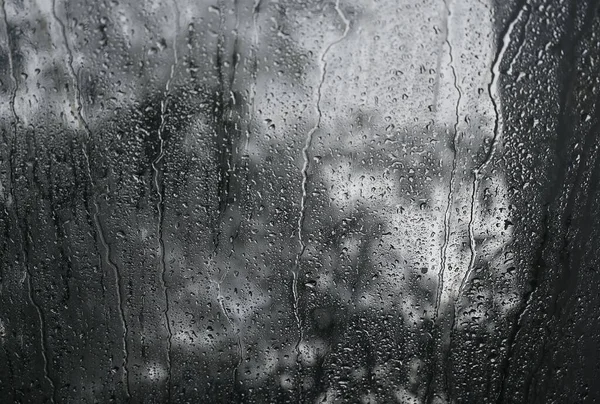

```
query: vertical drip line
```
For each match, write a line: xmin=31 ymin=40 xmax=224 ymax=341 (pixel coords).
xmin=229 ymin=0 xmax=245 ymax=388
xmin=435 ymin=0 xmax=462 ymax=323
xmin=431 ymin=11 xmax=446 ymax=113
xmin=212 ymin=0 xmax=229 ymax=255
xmin=230 ymin=0 xmax=240 ymax=106
xmin=5 ymin=7 xmax=57 ymax=389
xmin=213 ymin=271 xmax=243 ymax=386
xmin=425 ymin=5 xmax=461 ymax=404
xmin=429 ymin=0 xmax=462 ymax=397
xmin=211 ymin=0 xmax=245 ymax=388
xmin=151 ymin=0 xmax=180 ymax=398
xmin=459 ymin=4 xmax=522 ymax=297
xmin=226 ymin=0 xmax=240 ymax=176
xmin=51 ymin=0 xmax=132 ymax=399
xmin=506 ymin=4 xmax=531 ymax=76
xmin=1 ymin=344 xmax=16 ymax=403
xmin=91 ymin=198 xmax=131 ymax=397
xmin=292 ymin=0 xmax=350 ymax=374
xmin=25 ymin=233 xmax=57 ymax=403
xmin=2 ymin=0 xmax=18 ymax=125
xmin=242 ymin=0 xmax=264 ymax=158
xmin=1 ymin=0 xmax=22 ymax=268
xmin=232 ymin=0 xmax=264 ymax=254
xmin=220 ymin=1 xmax=266 ymax=384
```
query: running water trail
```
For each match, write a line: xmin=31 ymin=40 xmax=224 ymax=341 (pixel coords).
xmin=425 ymin=2 xmax=463 ymax=401
xmin=459 ymin=3 xmax=523 ymax=297
xmin=213 ymin=0 xmax=245 ymax=387
xmin=51 ymin=0 xmax=132 ymax=398
xmin=506 ymin=4 xmax=531 ymax=76
xmin=435 ymin=0 xmax=462 ymax=323
xmin=1 ymin=4 xmax=56 ymax=400
xmin=150 ymin=1 xmax=180 ymax=398
xmin=25 ymin=233 xmax=57 ymax=403
xmin=2 ymin=0 xmax=18 ymax=124
xmin=242 ymin=0 xmax=264 ymax=157
xmin=291 ymin=0 xmax=350 ymax=375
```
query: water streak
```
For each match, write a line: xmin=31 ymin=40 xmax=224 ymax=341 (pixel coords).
xmin=506 ymin=4 xmax=531 ymax=76
xmin=242 ymin=0 xmax=264 ymax=157
xmin=51 ymin=0 xmax=132 ymax=398
xmin=214 ymin=272 xmax=244 ymax=386
xmin=459 ymin=3 xmax=523 ymax=296
xmin=150 ymin=1 xmax=180 ymax=398
xmin=1 ymin=0 xmax=19 ymax=124
xmin=435 ymin=0 xmax=462 ymax=322
xmin=24 ymin=231 xmax=56 ymax=402
xmin=292 ymin=0 xmax=350 ymax=377
xmin=92 ymin=198 xmax=131 ymax=395
xmin=208 ymin=0 xmax=247 ymax=388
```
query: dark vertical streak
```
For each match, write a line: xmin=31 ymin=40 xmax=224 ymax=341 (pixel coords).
xmin=1 ymin=345 xmax=16 ymax=403
xmin=1 ymin=0 xmax=18 ymax=125
xmin=523 ymin=3 xmax=600 ymax=395
xmin=495 ymin=210 xmax=548 ymax=404
xmin=2 ymin=2 xmax=55 ymax=401
xmin=212 ymin=0 xmax=237 ymax=257
xmin=496 ymin=1 xmax=600 ymax=401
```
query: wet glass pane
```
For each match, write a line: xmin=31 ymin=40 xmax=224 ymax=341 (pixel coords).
xmin=1 ymin=0 xmax=599 ymax=402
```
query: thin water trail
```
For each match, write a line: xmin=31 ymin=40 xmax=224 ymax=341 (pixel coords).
xmin=425 ymin=2 xmax=462 ymax=402
xmin=26 ymin=269 xmax=56 ymax=402
xmin=227 ymin=0 xmax=240 ymax=170
xmin=24 ymin=231 xmax=56 ymax=403
xmin=91 ymin=197 xmax=131 ymax=396
xmin=435 ymin=0 xmax=462 ymax=323
xmin=210 ymin=0 xmax=245 ymax=387
xmin=438 ymin=3 xmax=527 ymax=400
xmin=227 ymin=0 xmax=264 ymax=285
xmin=241 ymin=0 xmax=264 ymax=157
xmin=506 ymin=4 xmax=531 ymax=76
xmin=211 ymin=0 xmax=232 ymax=255
xmin=51 ymin=0 xmax=132 ymax=398
xmin=494 ymin=253 xmax=541 ymax=403
xmin=227 ymin=0 xmax=245 ymax=388
xmin=2 ymin=0 xmax=19 ymax=124
xmin=291 ymin=0 xmax=350 ymax=383
xmin=151 ymin=1 xmax=180 ymax=398
xmin=213 ymin=269 xmax=244 ymax=386
xmin=2 ymin=0 xmax=21 ymax=227
xmin=230 ymin=0 xmax=240 ymax=101
xmin=459 ymin=3 xmax=523 ymax=297
xmin=0 ymin=16 xmax=55 ymax=391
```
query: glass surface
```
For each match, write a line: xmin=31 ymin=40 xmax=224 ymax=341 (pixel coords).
xmin=1 ymin=0 xmax=599 ymax=402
